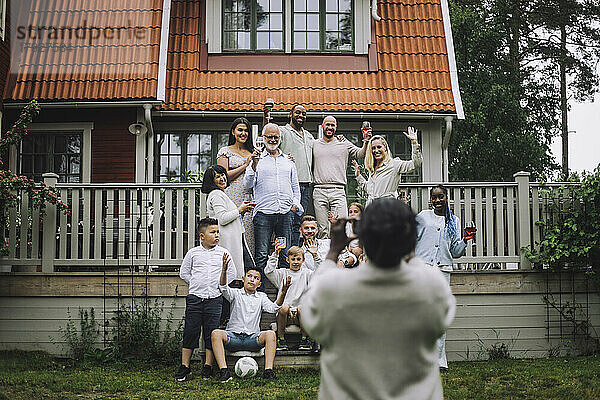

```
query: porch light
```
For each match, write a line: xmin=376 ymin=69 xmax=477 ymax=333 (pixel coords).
xmin=128 ymin=122 xmax=148 ymax=136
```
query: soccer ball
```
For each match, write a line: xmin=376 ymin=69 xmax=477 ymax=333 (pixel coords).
xmin=234 ymin=357 xmax=258 ymax=378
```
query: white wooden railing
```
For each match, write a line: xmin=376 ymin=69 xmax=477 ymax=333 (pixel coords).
xmin=0 ymin=172 xmax=578 ymax=272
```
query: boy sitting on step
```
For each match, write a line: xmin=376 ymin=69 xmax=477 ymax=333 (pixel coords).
xmin=265 ymin=244 xmax=315 ymax=351
xmin=211 ymin=260 xmax=290 ymax=382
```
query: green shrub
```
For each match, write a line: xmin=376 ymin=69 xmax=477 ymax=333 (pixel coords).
xmin=58 ymin=308 xmax=100 ymax=361
xmin=109 ymin=299 xmax=183 ymax=364
xmin=526 ymin=166 xmax=600 ymax=277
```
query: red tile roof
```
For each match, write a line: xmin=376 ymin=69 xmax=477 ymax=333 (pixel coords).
xmin=163 ymin=0 xmax=458 ymax=113
xmin=6 ymin=0 xmax=164 ymax=101
xmin=3 ymin=0 xmax=460 ymax=115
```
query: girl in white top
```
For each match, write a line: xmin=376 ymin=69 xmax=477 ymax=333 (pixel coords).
xmin=415 ymin=184 xmax=475 ymax=370
xmin=202 ymin=165 xmax=255 ymax=280
xmin=352 ymin=127 xmax=422 ymax=206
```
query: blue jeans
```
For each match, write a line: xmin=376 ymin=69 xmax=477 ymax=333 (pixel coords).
xmin=292 ymin=183 xmax=312 ymax=247
xmin=254 ymin=211 xmax=293 ymax=277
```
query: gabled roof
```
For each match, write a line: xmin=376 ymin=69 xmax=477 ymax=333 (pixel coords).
xmin=163 ymin=0 xmax=462 ymax=115
xmin=5 ymin=0 xmax=165 ymax=102
xmin=3 ymin=0 xmax=463 ymax=117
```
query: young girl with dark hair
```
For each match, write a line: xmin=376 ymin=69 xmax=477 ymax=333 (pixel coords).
xmin=415 ymin=185 xmax=475 ymax=371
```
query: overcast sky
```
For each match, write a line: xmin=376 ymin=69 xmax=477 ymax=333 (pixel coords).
xmin=550 ymin=91 xmax=600 ymax=174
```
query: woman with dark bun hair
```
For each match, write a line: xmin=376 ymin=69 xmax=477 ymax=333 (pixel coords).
xmin=217 ymin=118 xmax=256 ymax=256
xmin=202 ymin=165 xmax=255 ymax=280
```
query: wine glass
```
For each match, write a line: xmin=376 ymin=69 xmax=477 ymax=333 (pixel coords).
xmin=255 ymin=135 xmax=265 ymax=151
xmin=275 ymin=236 xmax=286 ymax=248
xmin=465 ymin=221 xmax=476 ymax=240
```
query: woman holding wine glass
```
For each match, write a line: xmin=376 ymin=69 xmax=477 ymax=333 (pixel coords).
xmin=352 ymin=126 xmax=422 ymax=206
xmin=415 ymin=184 xmax=475 ymax=372
xmin=202 ymin=165 xmax=255 ymax=281
xmin=217 ymin=118 xmax=256 ymax=262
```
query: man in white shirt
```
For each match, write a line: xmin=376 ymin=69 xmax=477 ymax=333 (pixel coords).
xmin=299 ymin=215 xmax=330 ymax=270
xmin=244 ymin=123 xmax=302 ymax=277
xmin=301 ymin=199 xmax=456 ymax=400
xmin=211 ymin=264 xmax=290 ymax=382
xmin=174 ymin=218 xmax=236 ymax=382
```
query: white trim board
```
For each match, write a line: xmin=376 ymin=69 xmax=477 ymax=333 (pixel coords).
xmin=157 ymin=0 xmax=172 ymax=101
xmin=440 ymin=0 xmax=465 ymax=120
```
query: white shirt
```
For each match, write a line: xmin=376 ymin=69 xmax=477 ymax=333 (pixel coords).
xmin=220 ymin=285 xmax=281 ymax=334
xmin=301 ymin=238 xmax=330 ymax=270
xmin=243 ymin=149 xmax=302 ymax=216
xmin=179 ymin=245 xmax=236 ymax=299
xmin=264 ymin=253 xmax=313 ymax=307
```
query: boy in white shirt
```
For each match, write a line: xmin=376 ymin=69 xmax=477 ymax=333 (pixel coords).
xmin=174 ymin=218 xmax=236 ymax=382
xmin=211 ymin=262 xmax=290 ymax=381
xmin=265 ymin=244 xmax=314 ymax=351
xmin=299 ymin=215 xmax=330 ymax=270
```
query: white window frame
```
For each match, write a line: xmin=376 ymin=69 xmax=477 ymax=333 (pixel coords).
xmin=0 ymin=0 xmax=6 ymax=41
xmin=206 ymin=0 xmax=370 ymax=54
xmin=11 ymin=122 xmax=94 ymax=183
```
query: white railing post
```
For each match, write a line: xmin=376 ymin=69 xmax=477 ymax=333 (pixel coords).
xmin=41 ymin=173 xmax=59 ymax=273
xmin=514 ymin=171 xmax=532 ymax=270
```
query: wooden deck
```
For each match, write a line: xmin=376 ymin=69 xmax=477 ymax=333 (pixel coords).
xmin=1 ymin=270 xmax=598 ymax=362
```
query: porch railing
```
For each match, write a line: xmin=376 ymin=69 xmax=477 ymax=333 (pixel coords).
xmin=1 ymin=172 xmax=578 ymax=272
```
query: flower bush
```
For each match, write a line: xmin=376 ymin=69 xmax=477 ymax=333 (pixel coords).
xmin=1 ymin=100 xmax=70 ymax=256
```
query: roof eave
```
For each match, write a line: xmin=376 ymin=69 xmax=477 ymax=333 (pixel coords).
xmin=440 ymin=0 xmax=465 ymax=120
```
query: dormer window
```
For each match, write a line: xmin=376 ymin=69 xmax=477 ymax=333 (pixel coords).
xmin=217 ymin=0 xmax=356 ymax=53
xmin=223 ymin=0 xmax=284 ymax=51
xmin=293 ymin=0 xmax=353 ymax=52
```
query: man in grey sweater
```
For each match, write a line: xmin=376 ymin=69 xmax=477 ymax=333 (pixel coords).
xmin=279 ymin=104 xmax=314 ymax=246
xmin=301 ymin=199 xmax=455 ymax=400
xmin=312 ymin=116 xmax=370 ymax=237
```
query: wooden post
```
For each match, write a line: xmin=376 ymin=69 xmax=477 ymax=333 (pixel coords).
xmin=41 ymin=173 xmax=59 ymax=273
xmin=514 ymin=171 xmax=531 ymax=270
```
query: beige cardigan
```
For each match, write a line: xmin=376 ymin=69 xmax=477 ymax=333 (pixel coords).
xmin=207 ymin=189 xmax=248 ymax=279
xmin=300 ymin=257 xmax=455 ymax=400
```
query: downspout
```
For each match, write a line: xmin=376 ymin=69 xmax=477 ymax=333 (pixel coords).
xmin=371 ymin=0 xmax=381 ymax=21
xmin=442 ymin=116 xmax=453 ymax=182
xmin=144 ymin=104 xmax=155 ymax=184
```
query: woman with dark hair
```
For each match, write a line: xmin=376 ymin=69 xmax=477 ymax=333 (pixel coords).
xmin=202 ymin=165 xmax=255 ymax=280
xmin=217 ymin=118 xmax=256 ymax=256
xmin=415 ymin=184 xmax=475 ymax=372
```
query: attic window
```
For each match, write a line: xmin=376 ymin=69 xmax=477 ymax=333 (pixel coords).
xmin=216 ymin=0 xmax=359 ymax=54
xmin=223 ymin=0 xmax=284 ymax=51
xmin=293 ymin=0 xmax=353 ymax=52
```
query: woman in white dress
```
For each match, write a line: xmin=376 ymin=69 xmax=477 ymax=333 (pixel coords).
xmin=352 ymin=127 xmax=422 ymax=206
xmin=216 ymin=118 xmax=255 ymax=256
xmin=201 ymin=165 xmax=254 ymax=280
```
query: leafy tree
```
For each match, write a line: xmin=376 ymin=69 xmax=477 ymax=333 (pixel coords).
xmin=448 ymin=0 xmax=600 ymax=181
xmin=448 ymin=0 xmax=558 ymax=181
xmin=0 ymin=100 xmax=69 ymax=255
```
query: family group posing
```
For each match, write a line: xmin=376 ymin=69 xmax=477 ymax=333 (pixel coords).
xmin=174 ymin=105 xmax=475 ymax=399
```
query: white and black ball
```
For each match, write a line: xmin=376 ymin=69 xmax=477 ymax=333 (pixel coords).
xmin=234 ymin=357 xmax=258 ymax=378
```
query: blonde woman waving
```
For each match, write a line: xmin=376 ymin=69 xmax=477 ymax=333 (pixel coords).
xmin=352 ymin=126 xmax=422 ymax=206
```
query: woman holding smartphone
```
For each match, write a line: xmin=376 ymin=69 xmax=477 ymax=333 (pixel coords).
xmin=352 ymin=126 xmax=422 ymax=206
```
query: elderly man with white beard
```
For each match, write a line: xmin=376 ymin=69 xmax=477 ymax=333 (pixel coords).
xmin=244 ymin=123 xmax=303 ymax=283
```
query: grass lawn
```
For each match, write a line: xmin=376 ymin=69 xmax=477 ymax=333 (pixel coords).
xmin=0 ymin=351 xmax=599 ymax=399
